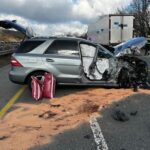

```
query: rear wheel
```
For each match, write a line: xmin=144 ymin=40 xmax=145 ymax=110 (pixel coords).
xmin=27 ymin=71 xmax=45 ymax=90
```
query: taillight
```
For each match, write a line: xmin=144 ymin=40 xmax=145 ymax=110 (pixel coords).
xmin=10 ymin=57 xmax=23 ymax=67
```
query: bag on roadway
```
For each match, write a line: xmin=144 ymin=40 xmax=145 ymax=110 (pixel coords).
xmin=31 ymin=76 xmax=43 ymax=100
xmin=43 ymin=72 xmax=55 ymax=99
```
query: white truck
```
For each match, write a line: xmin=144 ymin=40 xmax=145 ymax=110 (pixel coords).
xmin=87 ymin=14 xmax=134 ymax=46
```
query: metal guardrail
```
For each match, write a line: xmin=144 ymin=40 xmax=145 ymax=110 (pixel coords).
xmin=0 ymin=50 xmax=14 ymax=56
xmin=0 ymin=41 xmax=20 ymax=56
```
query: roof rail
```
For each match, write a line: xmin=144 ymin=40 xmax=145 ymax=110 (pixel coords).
xmin=31 ymin=36 xmax=58 ymax=39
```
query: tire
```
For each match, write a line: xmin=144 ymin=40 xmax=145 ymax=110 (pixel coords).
xmin=117 ymin=68 xmax=130 ymax=88
xmin=27 ymin=71 xmax=45 ymax=90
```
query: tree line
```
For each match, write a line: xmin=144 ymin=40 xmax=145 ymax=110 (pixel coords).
xmin=118 ymin=0 xmax=150 ymax=37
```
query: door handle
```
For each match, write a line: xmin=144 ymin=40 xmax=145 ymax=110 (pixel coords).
xmin=46 ymin=58 xmax=54 ymax=62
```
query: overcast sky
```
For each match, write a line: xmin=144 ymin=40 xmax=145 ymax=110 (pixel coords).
xmin=0 ymin=0 xmax=132 ymax=36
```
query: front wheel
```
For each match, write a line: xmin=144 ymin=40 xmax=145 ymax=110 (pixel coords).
xmin=117 ymin=67 xmax=130 ymax=88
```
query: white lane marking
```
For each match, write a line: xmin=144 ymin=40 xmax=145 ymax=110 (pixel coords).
xmin=90 ymin=117 xmax=109 ymax=150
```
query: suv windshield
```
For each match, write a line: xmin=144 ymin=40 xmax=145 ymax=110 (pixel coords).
xmin=16 ymin=40 xmax=45 ymax=53
xmin=98 ymin=45 xmax=114 ymax=58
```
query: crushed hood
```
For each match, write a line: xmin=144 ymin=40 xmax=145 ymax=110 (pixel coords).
xmin=114 ymin=37 xmax=147 ymax=57
xmin=0 ymin=20 xmax=35 ymax=38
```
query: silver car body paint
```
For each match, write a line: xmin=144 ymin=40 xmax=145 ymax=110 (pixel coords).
xmin=10 ymin=38 xmax=84 ymax=84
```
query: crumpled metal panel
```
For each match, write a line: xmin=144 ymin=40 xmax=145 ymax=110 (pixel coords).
xmin=114 ymin=37 xmax=147 ymax=57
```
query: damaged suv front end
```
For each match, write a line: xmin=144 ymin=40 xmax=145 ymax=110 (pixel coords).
xmin=114 ymin=37 xmax=149 ymax=88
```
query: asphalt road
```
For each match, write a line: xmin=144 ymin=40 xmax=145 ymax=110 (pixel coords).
xmin=31 ymin=123 xmax=96 ymax=150
xmin=0 ymin=65 xmax=22 ymax=110
xmin=98 ymin=93 xmax=150 ymax=150
xmin=0 ymin=54 xmax=11 ymax=68
xmin=1 ymin=64 xmax=150 ymax=150
xmin=30 ymin=93 xmax=150 ymax=150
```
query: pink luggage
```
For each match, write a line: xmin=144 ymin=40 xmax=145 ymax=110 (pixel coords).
xmin=43 ymin=72 xmax=55 ymax=99
xmin=31 ymin=76 xmax=43 ymax=100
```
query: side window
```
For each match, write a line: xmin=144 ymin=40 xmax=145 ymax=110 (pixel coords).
xmin=16 ymin=41 xmax=44 ymax=53
xmin=45 ymin=40 xmax=79 ymax=56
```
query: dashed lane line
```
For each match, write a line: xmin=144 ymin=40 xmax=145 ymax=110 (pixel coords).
xmin=90 ymin=117 xmax=109 ymax=150
xmin=0 ymin=85 xmax=27 ymax=118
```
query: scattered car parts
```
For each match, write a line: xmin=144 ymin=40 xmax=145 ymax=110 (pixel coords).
xmin=112 ymin=110 xmax=129 ymax=122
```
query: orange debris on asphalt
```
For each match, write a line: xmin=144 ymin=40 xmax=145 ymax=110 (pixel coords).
xmin=0 ymin=88 xmax=150 ymax=150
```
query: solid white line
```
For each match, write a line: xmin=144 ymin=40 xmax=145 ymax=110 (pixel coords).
xmin=90 ymin=117 xmax=109 ymax=150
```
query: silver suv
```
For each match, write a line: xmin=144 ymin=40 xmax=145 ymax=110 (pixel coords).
xmin=10 ymin=36 xmax=150 ymax=88
xmin=0 ymin=20 xmax=150 ymax=88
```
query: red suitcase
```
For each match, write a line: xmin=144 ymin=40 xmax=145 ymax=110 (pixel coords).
xmin=43 ymin=72 xmax=55 ymax=99
xmin=31 ymin=76 xmax=43 ymax=100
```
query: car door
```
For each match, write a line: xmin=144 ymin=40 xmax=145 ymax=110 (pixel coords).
xmin=96 ymin=45 xmax=117 ymax=81
xmin=80 ymin=42 xmax=116 ymax=81
xmin=79 ymin=42 xmax=98 ymax=80
xmin=43 ymin=40 xmax=82 ymax=83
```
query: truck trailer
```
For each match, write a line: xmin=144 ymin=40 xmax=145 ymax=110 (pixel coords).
xmin=87 ymin=14 xmax=134 ymax=46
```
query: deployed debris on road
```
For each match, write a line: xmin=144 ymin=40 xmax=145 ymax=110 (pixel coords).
xmin=130 ymin=111 xmax=138 ymax=116
xmin=1 ymin=88 xmax=150 ymax=149
xmin=38 ymin=111 xmax=57 ymax=119
xmin=112 ymin=104 xmax=138 ymax=122
xmin=24 ymin=125 xmax=41 ymax=131
xmin=79 ymin=100 xmax=99 ymax=114
xmin=0 ymin=135 xmax=9 ymax=140
xmin=84 ymin=134 xmax=91 ymax=139
xmin=112 ymin=110 xmax=129 ymax=122
xmin=50 ymin=104 xmax=61 ymax=108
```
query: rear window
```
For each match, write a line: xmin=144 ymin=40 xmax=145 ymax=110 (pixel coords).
xmin=15 ymin=40 xmax=44 ymax=53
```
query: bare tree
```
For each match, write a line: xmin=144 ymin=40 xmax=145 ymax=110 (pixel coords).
xmin=130 ymin=0 xmax=150 ymax=36
xmin=116 ymin=6 xmax=129 ymax=15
